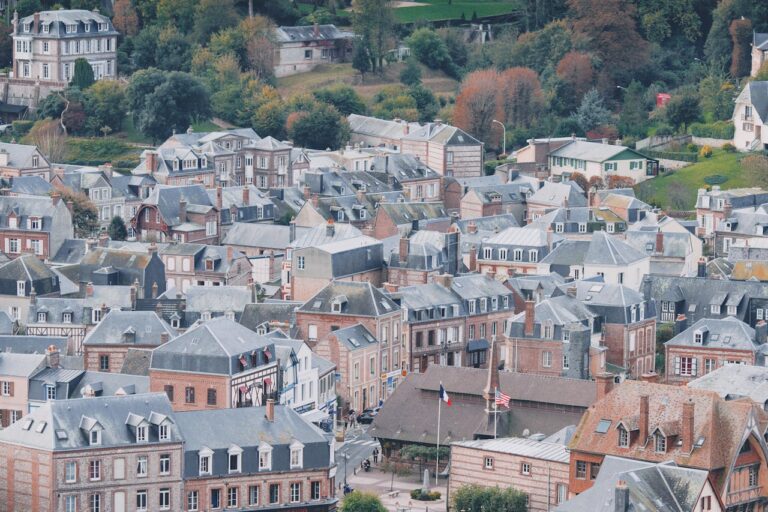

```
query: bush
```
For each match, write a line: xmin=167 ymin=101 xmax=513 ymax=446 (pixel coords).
xmin=704 ymin=175 xmax=728 ymax=185
xmin=699 ymin=145 xmax=713 ymax=158
xmin=686 ymin=143 xmax=698 ymax=152
xmin=642 ymin=149 xmax=698 ymax=162
xmin=410 ymin=489 xmax=441 ymax=501
xmin=722 ymin=142 xmax=736 ymax=153
xmin=654 ymin=124 xmax=675 ymax=136
xmin=689 ymin=121 xmax=735 ymax=139
xmin=12 ymin=120 xmax=34 ymax=137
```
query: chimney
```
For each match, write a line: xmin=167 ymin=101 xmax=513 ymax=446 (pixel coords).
xmin=151 ymin=282 xmax=158 ymax=299
xmin=399 ymin=237 xmax=409 ymax=263
xmin=655 ymin=231 xmax=664 ymax=254
xmin=66 ymin=200 xmax=74 ymax=214
xmin=595 ymin=372 xmax=614 ymax=401
xmin=242 ymin=186 xmax=250 ymax=205
xmin=697 ymin=258 xmax=706 ymax=278
xmin=547 ymin=226 xmax=554 ymax=251
xmin=682 ymin=399 xmax=695 ymax=453
xmin=524 ymin=299 xmax=535 ymax=336
xmin=129 ymin=283 xmax=137 ymax=309
xmin=160 ymin=332 xmax=170 ymax=344
xmin=98 ymin=231 xmax=109 ymax=247
xmin=383 ymin=282 xmax=399 ymax=293
xmin=289 ymin=219 xmax=297 ymax=243
xmin=33 ymin=12 xmax=39 ymax=33
xmin=467 ymin=221 xmax=478 ymax=234
xmin=639 ymin=394 xmax=649 ymax=445
xmin=266 ymin=398 xmax=275 ymax=422
xmin=469 ymin=245 xmax=478 ymax=272
xmin=614 ymin=481 xmax=630 ymax=512
xmin=566 ymin=285 xmax=577 ymax=298
xmin=640 ymin=372 xmax=659 ymax=383
xmin=674 ymin=314 xmax=687 ymax=335
xmin=434 ymin=274 xmax=453 ymax=289
xmin=756 ymin=320 xmax=767 ymax=344
xmin=216 ymin=186 xmax=222 ymax=209
xmin=46 ymin=344 xmax=60 ymax=369
xmin=313 ymin=22 xmax=320 ymax=37
xmin=51 ymin=191 xmax=61 ymax=207
xmin=85 ymin=282 xmax=94 ymax=297
xmin=145 ymin=151 xmax=157 ymax=174
xmin=227 ymin=245 xmax=234 ymax=262
xmin=178 ymin=200 xmax=187 ymax=224
xmin=303 ymin=185 xmax=311 ymax=200
xmin=326 ymin=217 xmax=335 ymax=237
xmin=149 ymin=242 xmax=158 ymax=255
xmin=311 ymin=194 xmax=319 ymax=208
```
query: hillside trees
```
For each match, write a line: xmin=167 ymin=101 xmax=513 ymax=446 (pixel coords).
xmin=352 ymin=0 xmax=395 ymax=73
xmin=113 ymin=0 xmax=140 ymax=36
xmin=453 ymin=69 xmax=500 ymax=145
xmin=728 ymin=17 xmax=752 ymax=77
xmin=555 ymin=51 xmax=595 ymax=103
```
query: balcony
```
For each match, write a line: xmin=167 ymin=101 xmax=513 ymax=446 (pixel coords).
xmin=741 ymin=114 xmax=754 ymax=121
xmin=726 ymin=486 xmax=762 ymax=507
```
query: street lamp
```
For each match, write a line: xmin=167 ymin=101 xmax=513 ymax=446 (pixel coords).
xmin=492 ymin=119 xmax=506 ymax=157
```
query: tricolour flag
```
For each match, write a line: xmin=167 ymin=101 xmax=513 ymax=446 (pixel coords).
xmin=495 ymin=388 xmax=511 ymax=408
xmin=439 ymin=384 xmax=452 ymax=406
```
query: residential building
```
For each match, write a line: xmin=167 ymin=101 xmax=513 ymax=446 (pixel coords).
xmin=0 ymin=253 xmax=60 ymax=323
xmin=182 ymin=284 xmax=258 ymax=325
xmin=347 ymin=114 xmax=417 ymax=149
xmin=82 ymin=311 xmax=175 ymax=373
xmin=713 ymin=204 xmax=768 ymax=257
xmin=665 ymin=317 xmax=766 ymax=384
xmin=368 ymin=153 xmax=443 ymax=202
xmin=369 ymin=202 xmax=451 ymax=239
xmin=0 ymin=193 xmax=73 ymax=260
xmin=567 ymin=380 xmax=768 ymax=511
xmin=478 ymin=227 xmax=560 ymax=276
xmin=548 ymin=140 xmax=659 ymax=183
xmin=0 ymin=393 xmax=183 ymax=512
xmin=450 ymin=437 xmax=571 ymax=511
xmin=459 ymin=183 xmax=532 ymax=222
xmin=222 ymin=222 xmax=296 ymax=257
xmin=526 ymin=181 xmax=587 ymax=221
xmin=149 ymin=318 xmax=280 ymax=411
xmin=28 ymin=369 xmax=150 ymax=408
xmin=696 ymin=186 xmax=768 ymax=239
xmin=595 ymin=191 xmax=652 ymax=223
xmin=0 ymin=352 xmax=47 ymax=427
xmin=0 ymin=142 xmax=52 ymax=180
xmin=210 ymin=185 xmax=277 ymax=229
xmin=526 ymin=207 xmax=627 ymax=240
xmin=274 ymin=23 xmax=353 ymax=77
xmin=753 ymin=33 xmax=768 ymax=77
xmin=12 ymin=9 xmax=118 ymax=83
xmin=514 ymin=137 xmax=582 ymax=166
xmin=132 ymin=184 xmax=220 ymax=244
xmin=386 ymin=230 xmax=461 ymax=287
xmin=176 ymin=403 xmax=338 ymax=511
xmin=688 ymin=363 xmax=768 ymax=408
xmin=160 ymin=243 xmax=252 ymax=292
xmin=733 ymin=80 xmax=768 ymax=151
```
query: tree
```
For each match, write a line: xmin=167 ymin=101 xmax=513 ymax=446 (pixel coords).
xmin=157 ymin=0 xmax=199 ymax=33
xmin=555 ymin=51 xmax=594 ymax=103
xmin=57 ymin=189 xmax=99 ymax=238
xmin=453 ymin=69 xmax=500 ymax=146
xmin=193 ymin=0 xmax=240 ymax=44
xmin=0 ymin=23 xmax=13 ymax=68
xmin=698 ymin=71 xmax=735 ymax=121
xmin=14 ymin=0 xmax=41 ymax=18
xmin=108 ymin=216 xmax=128 ymax=241
xmin=339 ymin=491 xmax=386 ymax=512
xmin=26 ymin=119 xmax=67 ymax=163
xmin=588 ymin=175 xmax=605 ymax=190
xmin=313 ymin=85 xmax=366 ymax=116
xmin=452 ymin=484 xmax=528 ymax=512
xmin=572 ymin=88 xmax=611 ymax=134
xmin=636 ymin=0 xmax=702 ymax=43
xmin=84 ymin=80 xmax=128 ymax=134
xmin=408 ymin=85 xmax=440 ymax=123
xmin=665 ymin=93 xmax=701 ymax=130
xmin=71 ymin=59 xmax=95 ymax=90
xmin=112 ymin=0 xmax=140 ymax=37
xmin=241 ymin=16 xmax=277 ymax=82
xmin=370 ymin=85 xmax=419 ymax=121
xmin=287 ymin=102 xmax=349 ymax=150
xmin=503 ymin=20 xmax=573 ymax=74
xmin=570 ymin=173 xmax=589 ymax=195
xmin=352 ymin=0 xmax=395 ymax=73
xmin=37 ymin=93 xmax=67 ymax=120
xmin=619 ymin=80 xmax=649 ymax=137
xmin=156 ymin=27 xmax=192 ymax=72
xmin=729 ymin=18 xmax=752 ymax=78
xmin=607 ymin=175 xmax=636 ymax=189
xmin=496 ymin=67 xmax=544 ymax=130
xmin=352 ymin=41 xmax=371 ymax=79
xmin=400 ymin=58 xmax=422 ymax=87
xmin=407 ymin=28 xmax=456 ymax=77
xmin=131 ymin=25 xmax=162 ymax=69
xmin=253 ymin=99 xmax=288 ymax=139
xmin=743 ymin=154 xmax=768 ymax=189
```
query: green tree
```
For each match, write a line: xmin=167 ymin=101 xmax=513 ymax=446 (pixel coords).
xmin=636 ymin=0 xmax=702 ymax=43
xmin=156 ymin=27 xmax=193 ymax=72
xmin=14 ymin=0 xmax=41 ymax=18
xmin=71 ymin=59 xmax=95 ymax=90
xmin=252 ymin=99 xmax=288 ymax=139
xmin=130 ymin=26 xmax=162 ymax=69
xmin=502 ymin=20 xmax=573 ymax=74
xmin=352 ymin=41 xmax=371 ymax=78
xmin=339 ymin=491 xmax=386 ymax=512
xmin=572 ymin=88 xmax=610 ymax=134
xmin=193 ymin=0 xmax=240 ymax=44
xmin=352 ymin=0 xmax=395 ymax=73
xmin=619 ymin=81 xmax=648 ymax=137
xmin=58 ymin=189 xmax=99 ymax=238
xmin=108 ymin=216 xmax=128 ymax=241
xmin=452 ymin=484 xmax=528 ymax=512
xmin=0 ymin=23 xmax=13 ymax=68
xmin=407 ymin=28 xmax=456 ymax=77
xmin=126 ymin=68 xmax=167 ymax=116
xmin=313 ymin=85 xmax=366 ymax=116
xmin=112 ymin=0 xmax=140 ymax=37
xmin=371 ymin=85 xmax=419 ymax=121
xmin=729 ymin=17 xmax=752 ymax=78
xmin=408 ymin=85 xmax=439 ymax=123
xmin=400 ymin=58 xmax=422 ymax=87
xmin=84 ymin=80 xmax=127 ymax=134
xmin=37 ymin=93 xmax=67 ymax=120
xmin=287 ymin=103 xmax=349 ymax=150
xmin=439 ymin=27 xmax=469 ymax=70
xmin=698 ymin=72 xmax=735 ymax=121
xmin=665 ymin=93 xmax=701 ymax=130
xmin=157 ymin=0 xmax=199 ymax=33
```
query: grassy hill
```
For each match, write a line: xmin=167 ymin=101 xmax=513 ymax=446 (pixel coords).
xmin=393 ymin=0 xmax=519 ymax=23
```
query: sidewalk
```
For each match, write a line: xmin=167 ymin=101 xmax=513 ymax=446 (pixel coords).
xmin=342 ymin=465 xmax=448 ymax=512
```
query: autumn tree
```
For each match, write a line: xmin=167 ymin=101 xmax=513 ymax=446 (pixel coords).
xmin=729 ymin=17 xmax=752 ymax=78
xmin=26 ymin=119 xmax=67 ymax=163
xmin=242 ymin=16 xmax=277 ymax=82
xmin=193 ymin=0 xmax=239 ymax=44
xmin=570 ymin=173 xmax=589 ymax=195
xmin=453 ymin=69 xmax=500 ymax=146
xmin=157 ymin=0 xmax=198 ymax=34
xmin=57 ymin=189 xmax=99 ymax=238
xmin=112 ymin=0 xmax=139 ymax=36
xmin=607 ymin=175 xmax=635 ymax=189
xmin=556 ymin=52 xmax=594 ymax=103
xmin=496 ymin=67 xmax=544 ymax=130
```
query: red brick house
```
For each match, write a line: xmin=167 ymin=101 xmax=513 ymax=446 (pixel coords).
xmin=132 ymin=184 xmax=220 ymax=244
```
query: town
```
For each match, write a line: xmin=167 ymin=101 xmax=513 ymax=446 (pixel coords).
xmin=0 ymin=1 xmax=765 ymax=511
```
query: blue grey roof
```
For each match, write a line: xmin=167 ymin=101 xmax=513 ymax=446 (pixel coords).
xmin=666 ymin=316 xmax=757 ymax=351
xmin=738 ymin=81 xmax=768 ymax=122
xmin=9 ymin=176 xmax=53 ymax=196
xmin=222 ymin=223 xmax=294 ymax=250
xmin=688 ymin=364 xmax=768 ymax=404
xmin=299 ymin=281 xmax=399 ymax=317
xmin=328 ymin=323 xmax=378 ymax=351
xmin=0 ymin=352 xmax=46 ymax=377
xmin=143 ymin=184 xmax=215 ymax=227
xmin=624 ymin=230 xmax=694 ymax=258
xmin=69 ymin=371 xmax=150 ymax=398
xmin=528 ymin=181 xmax=586 ymax=207
xmin=184 ymin=285 xmax=253 ymax=314
xmin=82 ymin=311 xmax=175 ymax=347
xmin=18 ymin=9 xmax=119 ymax=38
xmin=275 ymin=24 xmax=352 ymax=42
xmin=585 ymin=231 xmax=648 ymax=266
xmin=0 ymin=335 xmax=67 ymax=355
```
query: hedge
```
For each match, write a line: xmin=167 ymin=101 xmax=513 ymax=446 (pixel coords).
xmin=642 ymin=149 xmax=699 ymax=163
xmin=11 ymin=120 xmax=34 ymax=137
xmin=689 ymin=121 xmax=735 ymax=139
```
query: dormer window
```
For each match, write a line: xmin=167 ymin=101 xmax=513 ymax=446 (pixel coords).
xmin=618 ymin=425 xmax=629 ymax=447
xmin=136 ymin=425 xmax=147 ymax=443
xmin=99 ymin=22 xmax=109 ymax=31
xmin=16 ymin=281 xmax=25 ymax=297
xmin=90 ymin=430 xmax=101 ymax=446
xmin=290 ymin=440 xmax=304 ymax=469
xmin=228 ymin=445 xmax=243 ymax=473
xmin=727 ymin=305 xmax=737 ymax=315
xmin=170 ymin=317 xmax=180 ymax=329
xmin=199 ymin=454 xmax=212 ymax=475
xmin=28 ymin=217 xmax=40 ymax=230
xmin=694 ymin=331 xmax=703 ymax=344
xmin=37 ymin=312 xmax=47 ymax=322
xmin=23 ymin=22 xmax=31 ymax=32
xmin=259 ymin=442 xmax=273 ymax=471
xmin=205 ymin=259 xmax=214 ymax=271
xmin=654 ymin=432 xmax=666 ymax=453
xmin=63 ymin=312 xmax=73 ymax=324
xmin=711 ymin=304 xmax=721 ymax=315
xmin=158 ymin=423 xmax=170 ymax=441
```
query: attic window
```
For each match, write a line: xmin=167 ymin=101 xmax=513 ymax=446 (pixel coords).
xmin=595 ymin=419 xmax=611 ymax=433
xmin=21 ymin=419 xmax=33 ymax=430
xmin=654 ymin=432 xmax=666 ymax=453
xmin=56 ymin=429 xmax=68 ymax=440
xmin=205 ymin=259 xmax=214 ymax=271
xmin=694 ymin=332 xmax=703 ymax=344
xmin=35 ymin=421 xmax=47 ymax=433
xmin=90 ymin=430 xmax=101 ymax=446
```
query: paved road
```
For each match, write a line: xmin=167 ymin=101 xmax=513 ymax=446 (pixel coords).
xmin=336 ymin=425 xmax=380 ymax=487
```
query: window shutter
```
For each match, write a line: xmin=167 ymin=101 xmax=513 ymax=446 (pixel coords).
xmin=3 ymin=239 xmax=8 ymax=253
xmin=691 ymin=358 xmax=698 ymax=376
xmin=8 ymin=381 xmax=13 ymax=397
xmin=0 ymin=410 xmax=6 ymax=428
xmin=674 ymin=356 xmax=681 ymax=375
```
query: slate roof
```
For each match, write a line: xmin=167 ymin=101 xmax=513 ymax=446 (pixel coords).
xmin=484 ymin=226 xmax=553 ymax=247
xmin=555 ymin=281 xmax=644 ymax=308
xmin=506 ymin=273 xmax=566 ymax=301
xmin=0 ymin=142 xmax=47 ymax=169
xmin=525 ymin=206 xmax=623 ymax=228
xmin=0 ymin=253 xmax=57 ymax=283
xmin=275 ymin=24 xmax=352 ymax=43
xmin=369 ymin=154 xmax=440 ymax=182
xmin=538 ymin=239 xmax=591 ymax=266
xmin=184 ymin=285 xmax=253 ymax=314
xmin=0 ymin=195 xmax=62 ymax=230
xmin=624 ymin=230 xmax=693 ymax=259
xmin=756 ymin=32 xmax=768 ymax=51
xmin=50 ymin=239 xmax=88 ymax=265
xmin=9 ymin=176 xmax=53 ymax=196
xmin=239 ymin=301 xmax=301 ymax=334
xmin=528 ymin=181 xmax=586 ymax=207
xmin=377 ymin=202 xmax=449 ymax=227
xmin=585 ymin=231 xmax=648 ymax=266
xmin=665 ymin=317 xmax=757 ymax=351
xmin=463 ymin=183 xmax=533 ymax=205
xmin=737 ymin=81 xmax=768 ymax=122
xmin=550 ymin=140 xmax=649 ymax=162
xmin=507 ymin=295 xmax=596 ymax=336
xmin=82 ymin=311 xmax=175 ymax=347
xmin=18 ymin=9 xmax=119 ymax=38
xmin=688 ymin=364 xmax=768 ymax=405
xmin=452 ymin=436 xmax=569 ymax=463
xmin=143 ymin=184 xmax=215 ymax=226
xmin=0 ymin=335 xmax=67 ymax=355
xmin=291 ymin=222 xmax=361 ymax=248
xmin=451 ymin=274 xmax=511 ymax=301
xmin=68 ymin=371 xmax=150 ymax=398
xmin=299 ymin=281 xmax=399 ymax=317
xmin=395 ymin=283 xmax=464 ymax=315
xmin=0 ymin=393 xmax=179 ymax=451
xmin=327 ymin=323 xmax=378 ymax=352
xmin=455 ymin=214 xmax=519 ymax=233
xmin=600 ymin=192 xmax=651 ymax=211
xmin=347 ymin=114 xmax=417 ymax=140
xmin=0 ymin=353 xmax=46 ymax=377
xmin=403 ymin=122 xmax=481 ymax=146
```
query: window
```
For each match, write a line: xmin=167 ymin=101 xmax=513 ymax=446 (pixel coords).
xmin=484 ymin=457 xmax=494 ymax=469
xmin=188 ymin=491 xmax=199 ymax=512
xmin=694 ymin=332 xmax=703 ymax=344
xmin=37 ymin=312 xmax=47 ymax=323
xmin=542 ymin=351 xmax=552 ymax=368
xmin=513 ymin=249 xmax=523 ymax=261
xmin=249 ymin=486 xmax=259 ymax=506
xmin=15 ymin=280 xmax=25 ymax=297
xmin=521 ymin=462 xmax=531 ymax=475
xmin=304 ymin=49 xmax=313 ymax=59
xmin=308 ymin=324 xmax=318 ymax=340
xmin=579 ymin=223 xmax=587 ymax=233
xmin=576 ymin=461 xmax=587 ymax=479
xmin=677 ymin=357 xmax=696 ymax=377
xmin=90 ymin=494 xmax=101 ymax=512
xmin=185 ymin=386 xmax=195 ymax=404
xmin=164 ymin=385 xmax=174 ymax=402
xmin=29 ymin=217 xmax=40 ymax=230
xmin=259 ymin=445 xmax=273 ymax=470
xmin=290 ymin=445 xmax=303 ymax=468
xmin=136 ymin=490 xmax=148 ymax=511
xmin=160 ymin=454 xmax=171 ymax=474
xmin=562 ymin=354 xmax=570 ymax=370
xmin=159 ymin=423 xmax=170 ymax=441
xmin=227 ymin=487 xmax=238 ymax=508
xmin=705 ymin=358 xmax=716 ymax=374
xmin=88 ymin=460 xmax=100 ymax=481
xmin=749 ymin=465 xmax=759 ymax=487
xmin=618 ymin=425 xmax=629 ymax=447
xmin=207 ymin=388 xmax=217 ymax=405
xmin=65 ymin=461 xmax=77 ymax=483
xmin=590 ymin=462 xmax=600 ymax=480
xmin=99 ymin=355 xmax=109 ymax=371
xmin=206 ymin=220 xmax=217 ymax=237
xmin=446 ymin=152 xmax=454 ymax=164
xmin=607 ymin=223 xmax=615 ymax=233
xmin=199 ymin=453 xmax=211 ymax=475
xmin=269 ymin=484 xmax=280 ymax=504
xmin=229 ymin=450 xmax=241 ymax=473
xmin=45 ymin=384 xmax=56 ymax=400
xmin=529 ymin=249 xmax=538 ymax=263
xmin=65 ymin=496 xmax=77 ymax=512
xmin=92 ymin=309 xmax=102 ymax=323
xmin=311 ymin=481 xmax=320 ymax=500
xmin=655 ymin=433 xmax=666 ymax=453
xmin=498 ymin=248 xmax=508 ymax=260
xmin=555 ymin=222 xmax=564 ymax=233
xmin=136 ymin=456 xmax=147 ymax=477
xmin=8 ymin=239 xmax=19 ymax=253
xmin=290 ymin=483 xmax=301 ymax=503
xmin=210 ymin=489 xmax=221 ymax=509
xmin=711 ymin=304 xmax=720 ymax=315
xmin=557 ymin=484 xmax=568 ymax=504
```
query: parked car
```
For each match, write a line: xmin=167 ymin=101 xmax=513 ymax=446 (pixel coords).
xmin=357 ymin=408 xmax=377 ymax=424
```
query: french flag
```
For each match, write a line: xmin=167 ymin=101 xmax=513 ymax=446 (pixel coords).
xmin=439 ymin=384 xmax=452 ymax=406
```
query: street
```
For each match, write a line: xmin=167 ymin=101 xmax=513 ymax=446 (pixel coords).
xmin=336 ymin=425 xmax=380 ymax=486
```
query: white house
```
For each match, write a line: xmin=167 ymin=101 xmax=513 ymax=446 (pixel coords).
xmin=733 ymin=81 xmax=768 ymax=151
xmin=274 ymin=24 xmax=353 ymax=77
xmin=548 ymin=140 xmax=658 ymax=184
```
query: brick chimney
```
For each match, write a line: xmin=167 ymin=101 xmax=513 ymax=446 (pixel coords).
xmin=242 ymin=186 xmax=250 ymax=205
xmin=656 ymin=231 xmax=664 ymax=254
xmin=303 ymin=185 xmax=311 ymax=200
xmin=682 ymin=398 xmax=695 ymax=453
xmin=697 ymin=258 xmax=706 ymax=278
xmin=399 ymin=237 xmax=409 ymax=263
xmin=129 ymin=283 xmax=137 ymax=309
xmin=546 ymin=225 xmax=554 ymax=250
xmin=311 ymin=194 xmax=319 ymax=208
xmin=674 ymin=314 xmax=687 ymax=335
xmin=524 ymin=299 xmax=535 ymax=336
xmin=383 ymin=282 xmax=399 ymax=293
xmin=178 ymin=200 xmax=187 ymax=223
xmin=639 ymin=372 xmax=659 ymax=383
xmin=595 ymin=372 xmax=614 ymax=401
xmin=326 ymin=217 xmax=335 ymax=237
xmin=145 ymin=151 xmax=157 ymax=174
xmin=151 ymin=282 xmax=158 ymax=299
xmin=434 ymin=274 xmax=453 ymax=289
xmin=85 ymin=282 xmax=94 ymax=297
xmin=756 ymin=320 xmax=767 ymax=344
xmin=46 ymin=344 xmax=60 ymax=369
xmin=313 ymin=22 xmax=320 ymax=37
xmin=98 ymin=231 xmax=109 ymax=247
xmin=289 ymin=219 xmax=297 ymax=243
xmin=614 ymin=481 xmax=630 ymax=512
xmin=469 ymin=245 xmax=478 ymax=272
xmin=33 ymin=12 xmax=39 ymax=33
xmin=266 ymin=398 xmax=275 ymax=422
xmin=639 ymin=394 xmax=649 ymax=445
xmin=51 ymin=191 xmax=61 ymax=207
xmin=160 ymin=332 xmax=170 ymax=344
xmin=227 ymin=245 xmax=233 ymax=262
xmin=216 ymin=186 xmax=222 ymax=209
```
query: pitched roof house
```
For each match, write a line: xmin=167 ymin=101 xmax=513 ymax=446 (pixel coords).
xmin=733 ymin=80 xmax=768 ymax=151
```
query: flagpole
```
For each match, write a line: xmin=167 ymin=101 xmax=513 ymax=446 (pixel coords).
xmin=436 ymin=381 xmax=442 ymax=487
xmin=494 ymin=387 xmax=498 ymax=440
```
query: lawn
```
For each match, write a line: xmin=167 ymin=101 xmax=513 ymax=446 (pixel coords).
xmin=64 ymin=137 xmax=143 ymax=171
xmin=393 ymin=0 xmax=519 ymax=23
xmin=634 ymin=149 xmax=747 ymax=211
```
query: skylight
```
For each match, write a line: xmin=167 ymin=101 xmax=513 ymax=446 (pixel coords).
xmin=35 ymin=421 xmax=47 ymax=433
xmin=595 ymin=419 xmax=611 ymax=434
xmin=589 ymin=285 xmax=603 ymax=293
xmin=21 ymin=419 xmax=33 ymax=430
xmin=55 ymin=430 xmax=68 ymax=440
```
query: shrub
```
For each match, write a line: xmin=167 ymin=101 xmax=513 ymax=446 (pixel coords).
xmin=654 ymin=124 xmax=675 ymax=136
xmin=686 ymin=143 xmax=698 ymax=152
xmin=704 ymin=175 xmax=728 ymax=185
xmin=722 ymin=142 xmax=736 ymax=153
xmin=12 ymin=120 xmax=34 ymax=137
xmin=699 ymin=145 xmax=713 ymax=158
xmin=410 ymin=489 xmax=441 ymax=501
xmin=689 ymin=121 xmax=735 ymax=139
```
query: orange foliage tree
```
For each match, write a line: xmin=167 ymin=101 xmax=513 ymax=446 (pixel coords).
xmin=729 ymin=18 xmax=752 ymax=78
xmin=453 ymin=69 xmax=500 ymax=146
xmin=112 ymin=0 xmax=139 ymax=36
xmin=556 ymin=51 xmax=594 ymax=102
xmin=496 ymin=67 xmax=545 ymax=130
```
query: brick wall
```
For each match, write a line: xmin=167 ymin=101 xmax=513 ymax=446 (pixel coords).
xmin=149 ymin=370 xmax=230 ymax=412
xmin=665 ymin=346 xmax=755 ymax=384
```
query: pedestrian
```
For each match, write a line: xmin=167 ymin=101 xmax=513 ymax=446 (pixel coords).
xmin=373 ymin=447 xmax=379 ymax=463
